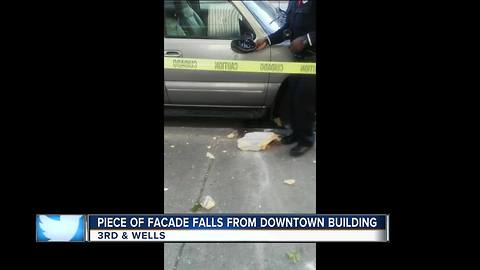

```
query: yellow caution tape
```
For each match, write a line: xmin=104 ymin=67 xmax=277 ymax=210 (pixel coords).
xmin=164 ymin=57 xmax=316 ymax=75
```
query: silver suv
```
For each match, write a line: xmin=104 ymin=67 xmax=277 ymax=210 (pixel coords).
xmin=164 ymin=0 xmax=295 ymax=118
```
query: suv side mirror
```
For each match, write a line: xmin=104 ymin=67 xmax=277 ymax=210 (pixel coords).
xmin=243 ymin=32 xmax=255 ymax=40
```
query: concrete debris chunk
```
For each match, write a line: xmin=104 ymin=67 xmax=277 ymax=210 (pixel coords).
xmin=227 ymin=131 xmax=238 ymax=139
xmin=283 ymin=179 xmax=296 ymax=185
xmin=199 ymin=195 xmax=216 ymax=210
xmin=237 ymin=132 xmax=280 ymax=151
xmin=206 ymin=152 xmax=215 ymax=159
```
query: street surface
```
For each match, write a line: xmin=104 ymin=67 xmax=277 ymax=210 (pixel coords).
xmin=164 ymin=118 xmax=316 ymax=270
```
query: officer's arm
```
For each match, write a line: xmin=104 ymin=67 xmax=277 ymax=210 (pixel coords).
xmin=265 ymin=2 xmax=292 ymax=46
xmin=305 ymin=0 xmax=316 ymax=48
xmin=267 ymin=21 xmax=289 ymax=46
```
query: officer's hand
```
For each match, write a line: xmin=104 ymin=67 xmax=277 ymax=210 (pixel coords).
xmin=290 ymin=36 xmax=306 ymax=53
xmin=256 ymin=38 xmax=268 ymax=51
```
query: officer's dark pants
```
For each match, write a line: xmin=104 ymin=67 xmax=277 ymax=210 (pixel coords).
xmin=287 ymin=74 xmax=316 ymax=145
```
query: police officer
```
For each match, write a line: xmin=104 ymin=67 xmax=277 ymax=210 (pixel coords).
xmin=256 ymin=0 xmax=316 ymax=157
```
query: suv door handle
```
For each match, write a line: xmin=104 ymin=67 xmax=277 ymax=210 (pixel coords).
xmin=164 ymin=50 xmax=182 ymax=57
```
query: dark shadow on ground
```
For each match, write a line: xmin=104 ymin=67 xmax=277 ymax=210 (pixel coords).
xmin=164 ymin=117 xmax=278 ymax=129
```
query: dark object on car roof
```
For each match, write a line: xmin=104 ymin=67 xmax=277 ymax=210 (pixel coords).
xmin=231 ymin=38 xmax=256 ymax=54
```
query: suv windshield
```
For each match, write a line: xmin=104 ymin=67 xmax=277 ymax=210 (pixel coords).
xmin=243 ymin=1 xmax=286 ymax=35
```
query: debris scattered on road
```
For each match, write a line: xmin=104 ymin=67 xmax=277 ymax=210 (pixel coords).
xmin=207 ymin=145 xmax=211 ymax=149
xmin=213 ymin=137 xmax=217 ymax=140
xmin=227 ymin=131 xmax=238 ymax=139
xmin=170 ymin=145 xmax=175 ymax=148
xmin=237 ymin=132 xmax=280 ymax=151
xmin=313 ymin=160 xmax=316 ymax=164
xmin=222 ymin=150 xmax=227 ymax=153
xmin=164 ymin=188 xmax=168 ymax=191
xmin=286 ymin=249 xmax=301 ymax=264
xmin=283 ymin=179 xmax=296 ymax=185
xmin=199 ymin=195 xmax=216 ymax=210
xmin=206 ymin=152 xmax=215 ymax=159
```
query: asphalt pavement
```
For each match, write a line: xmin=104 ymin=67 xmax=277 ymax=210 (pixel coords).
xmin=164 ymin=118 xmax=316 ymax=270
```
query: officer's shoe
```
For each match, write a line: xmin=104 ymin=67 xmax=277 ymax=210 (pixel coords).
xmin=281 ymin=134 xmax=297 ymax=145
xmin=289 ymin=142 xmax=313 ymax=157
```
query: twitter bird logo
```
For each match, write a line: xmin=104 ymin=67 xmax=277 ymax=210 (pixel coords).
xmin=36 ymin=215 xmax=85 ymax=242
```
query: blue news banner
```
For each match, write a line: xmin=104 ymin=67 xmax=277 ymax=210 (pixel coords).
xmin=36 ymin=214 xmax=389 ymax=242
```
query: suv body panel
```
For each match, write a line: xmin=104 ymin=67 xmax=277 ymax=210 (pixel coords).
xmin=164 ymin=0 xmax=295 ymax=116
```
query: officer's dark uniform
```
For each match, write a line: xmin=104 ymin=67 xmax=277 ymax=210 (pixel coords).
xmin=267 ymin=0 xmax=316 ymax=155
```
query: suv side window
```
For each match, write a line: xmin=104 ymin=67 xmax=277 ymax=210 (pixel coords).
xmin=164 ymin=0 xmax=254 ymax=40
